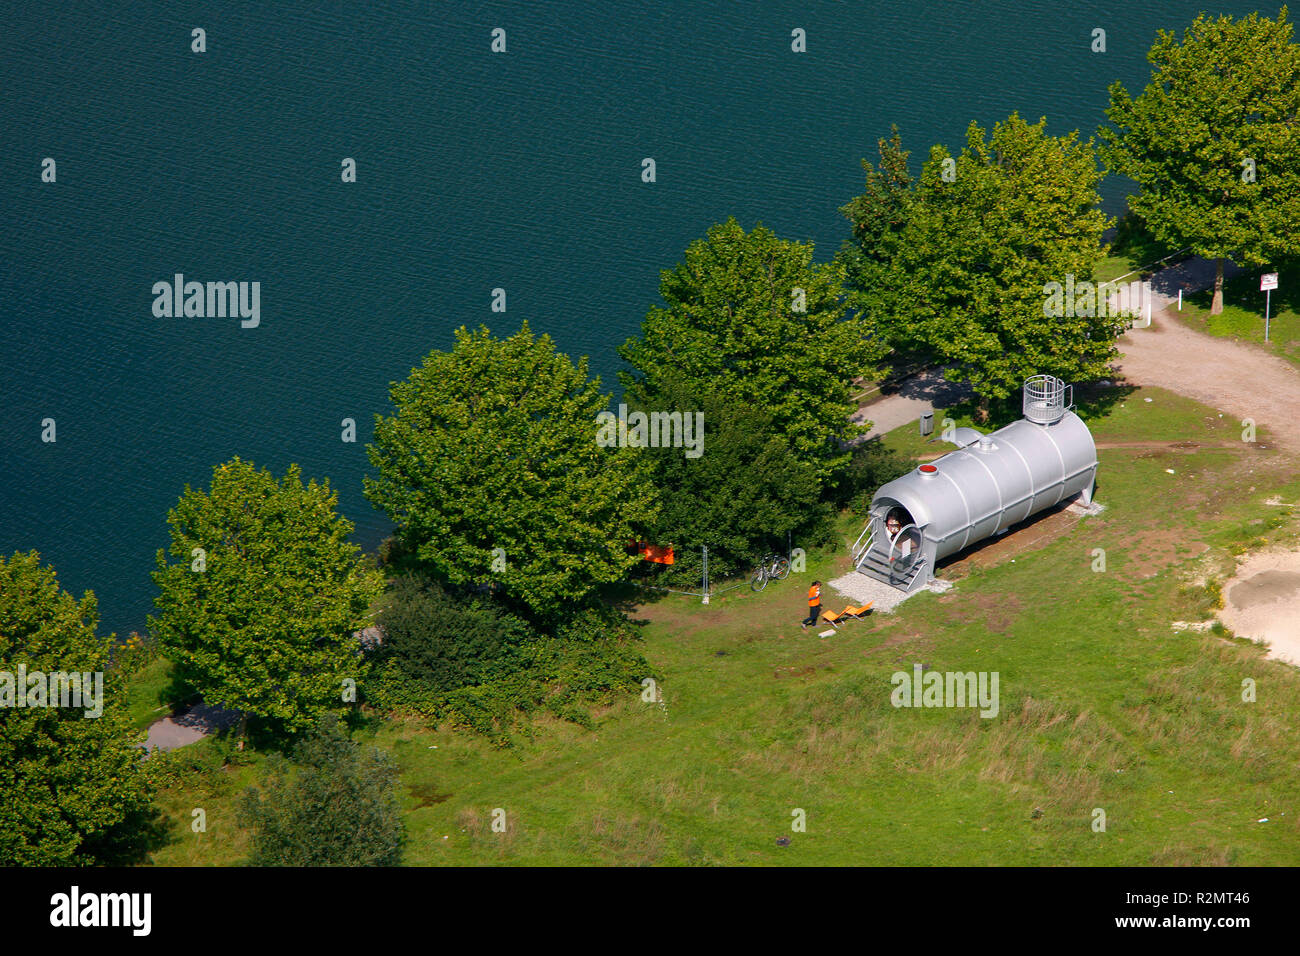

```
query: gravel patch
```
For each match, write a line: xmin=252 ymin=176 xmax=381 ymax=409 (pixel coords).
xmin=826 ymin=571 xmax=949 ymax=613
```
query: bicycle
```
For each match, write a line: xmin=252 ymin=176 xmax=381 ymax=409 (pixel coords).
xmin=749 ymin=552 xmax=792 ymax=592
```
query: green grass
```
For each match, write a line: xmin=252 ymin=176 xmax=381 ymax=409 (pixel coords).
xmin=877 ymin=383 xmax=1267 ymax=455
xmin=145 ymin=738 xmax=269 ymax=865
xmin=1095 ymin=253 xmax=1143 ymax=285
xmin=141 ymin=385 xmax=1300 ymax=865
xmin=1177 ymin=264 xmax=1300 ymax=369
xmin=121 ymin=654 xmax=175 ymax=733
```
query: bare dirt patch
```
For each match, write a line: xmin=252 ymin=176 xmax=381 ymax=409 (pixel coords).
xmin=946 ymin=592 xmax=1024 ymax=634
xmin=1126 ymin=530 xmax=1209 ymax=581
xmin=773 ymin=665 xmax=816 ymax=680
xmin=937 ymin=504 xmax=1081 ymax=579
xmin=1217 ymin=549 xmax=1300 ymax=667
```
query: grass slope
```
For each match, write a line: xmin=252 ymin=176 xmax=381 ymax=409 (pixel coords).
xmin=145 ymin=386 xmax=1300 ymax=866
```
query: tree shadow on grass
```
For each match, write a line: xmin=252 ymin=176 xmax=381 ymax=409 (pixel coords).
xmin=939 ymin=380 xmax=1135 ymax=432
xmin=80 ymin=803 xmax=172 ymax=865
xmin=1072 ymin=381 xmax=1137 ymax=423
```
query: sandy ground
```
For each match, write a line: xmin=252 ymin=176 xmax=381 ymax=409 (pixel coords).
xmin=1217 ymin=550 xmax=1300 ymax=667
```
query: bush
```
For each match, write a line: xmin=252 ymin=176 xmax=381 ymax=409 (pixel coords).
xmin=376 ymin=575 xmax=531 ymax=694
xmin=368 ymin=603 xmax=650 ymax=746
xmin=239 ymin=716 xmax=405 ymax=866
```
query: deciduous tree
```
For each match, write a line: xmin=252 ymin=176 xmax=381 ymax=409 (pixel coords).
xmin=0 ymin=551 xmax=153 ymax=865
xmin=619 ymin=219 xmax=884 ymax=476
xmin=151 ymin=459 xmax=383 ymax=735
xmin=365 ymin=324 xmax=657 ymax=620
xmin=1101 ymin=8 xmax=1300 ymax=313
xmin=840 ymin=115 xmax=1118 ymax=418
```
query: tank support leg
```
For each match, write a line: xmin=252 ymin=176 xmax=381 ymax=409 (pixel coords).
xmin=1080 ymin=478 xmax=1095 ymax=506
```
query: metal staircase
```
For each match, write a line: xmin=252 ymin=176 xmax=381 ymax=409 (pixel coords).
xmin=855 ymin=548 xmax=927 ymax=591
xmin=851 ymin=519 xmax=929 ymax=592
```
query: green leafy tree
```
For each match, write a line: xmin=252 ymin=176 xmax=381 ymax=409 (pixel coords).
xmin=619 ymin=218 xmax=885 ymax=476
xmin=239 ymin=715 xmax=405 ymax=866
xmin=837 ymin=126 xmax=922 ymax=350
xmin=841 ymin=115 xmax=1118 ymax=418
xmin=0 ymin=552 xmax=154 ymax=865
xmin=1101 ymin=8 xmax=1300 ymax=313
xmin=631 ymin=379 xmax=827 ymax=580
xmin=150 ymin=459 xmax=383 ymax=736
xmin=365 ymin=324 xmax=658 ymax=621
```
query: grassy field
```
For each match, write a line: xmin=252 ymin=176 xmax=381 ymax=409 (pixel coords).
xmin=142 ymin=385 xmax=1300 ymax=865
xmin=1177 ymin=264 xmax=1300 ymax=369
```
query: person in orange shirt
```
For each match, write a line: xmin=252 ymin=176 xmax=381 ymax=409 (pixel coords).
xmin=801 ymin=580 xmax=822 ymax=630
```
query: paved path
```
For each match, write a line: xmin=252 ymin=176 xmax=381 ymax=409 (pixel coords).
xmin=854 ymin=366 xmax=972 ymax=440
xmin=143 ymin=703 xmax=242 ymax=753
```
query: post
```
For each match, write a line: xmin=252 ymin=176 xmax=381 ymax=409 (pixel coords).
xmin=1261 ymin=273 xmax=1279 ymax=342
xmin=701 ymin=546 xmax=709 ymax=604
xmin=1178 ymin=288 xmax=1182 ymax=311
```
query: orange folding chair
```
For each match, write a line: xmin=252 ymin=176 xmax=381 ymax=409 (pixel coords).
xmin=820 ymin=608 xmax=851 ymax=629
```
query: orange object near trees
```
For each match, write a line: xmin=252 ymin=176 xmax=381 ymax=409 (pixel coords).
xmin=630 ymin=540 xmax=675 ymax=565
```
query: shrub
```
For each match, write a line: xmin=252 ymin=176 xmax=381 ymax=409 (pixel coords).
xmin=369 ymin=603 xmax=650 ymax=746
xmin=835 ymin=440 xmax=915 ymax=514
xmin=376 ymin=575 xmax=531 ymax=694
xmin=239 ymin=716 xmax=405 ymax=866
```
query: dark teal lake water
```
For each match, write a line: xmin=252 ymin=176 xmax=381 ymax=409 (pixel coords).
xmin=0 ymin=1 xmax=1268 ymax=635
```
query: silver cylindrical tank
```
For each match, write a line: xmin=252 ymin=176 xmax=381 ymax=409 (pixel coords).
xmin=869 ymin=403 xmax=1097 ymax=565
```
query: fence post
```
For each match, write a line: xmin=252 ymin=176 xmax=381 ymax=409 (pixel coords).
xmin=701 ymin=546 xmax=709 ymax=604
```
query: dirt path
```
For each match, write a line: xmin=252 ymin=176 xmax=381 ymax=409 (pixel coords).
xmin=1115 ymin=255 xmax=1300 ymax=455
xmin=1117 ymin=312 xmax=1300 ymax=455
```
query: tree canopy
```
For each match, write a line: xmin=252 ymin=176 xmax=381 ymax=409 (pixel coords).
xmin=619 ymin=218 xmax=884 ymax=476
xmin=839 ymin=115 xmax=1119 ymax=414
xmin=150 ymin=459 xmax=383 ymax=735
xmin=1101 ymin=7 xmax=1300 ymax=313
xmin=0 ymin=551 xmax=153 ymax=865
xmin=629 ymin=378 xmax=827 ymax=580
xmin=365 ymin=324 xmax=658 ymax=620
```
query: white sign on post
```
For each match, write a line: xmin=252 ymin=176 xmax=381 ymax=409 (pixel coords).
xmin=1261 ymin=273 xmax=1279 ymax=342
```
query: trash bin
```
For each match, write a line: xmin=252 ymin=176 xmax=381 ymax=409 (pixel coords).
xmin=919 ymin=411 xmax=934 ymax=437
